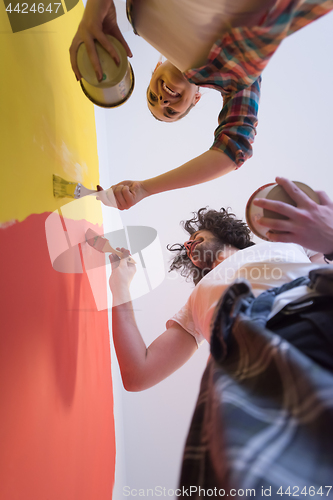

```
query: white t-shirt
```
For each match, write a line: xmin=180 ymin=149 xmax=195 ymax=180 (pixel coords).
xmin=166 ymin=242 xmax=321 ymax=345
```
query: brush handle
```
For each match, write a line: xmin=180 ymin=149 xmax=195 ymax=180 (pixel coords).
xmin=85 ymin=229 xmax=136 ymax=263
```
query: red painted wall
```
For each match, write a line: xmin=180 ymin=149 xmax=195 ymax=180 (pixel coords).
xmin=0 ymin=213 xmax=115 ymax=500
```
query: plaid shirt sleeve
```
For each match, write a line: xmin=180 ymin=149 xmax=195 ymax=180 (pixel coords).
xmin=210 ymin=77 xmax=261 ymax=168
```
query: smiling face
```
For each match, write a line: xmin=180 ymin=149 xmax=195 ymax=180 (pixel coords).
xmin=184 ymin=230 xmax=226 ymax=270
xmin=147 ymin=61 xmax=201 ymax=122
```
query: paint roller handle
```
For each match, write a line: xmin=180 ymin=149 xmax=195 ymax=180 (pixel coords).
xmin=253 ymin=177 xmax=333 ymax=255
xmin=70 ymin=0 xmax=132 ymax=81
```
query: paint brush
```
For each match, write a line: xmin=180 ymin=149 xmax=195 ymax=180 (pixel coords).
xmin=85 ymin=228 xmax=136 ymax=264
xmin=53 ymin=175 xmax=96 ymax=199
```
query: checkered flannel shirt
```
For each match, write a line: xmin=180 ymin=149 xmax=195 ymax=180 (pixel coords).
xmin=183 ymin=0 xmax=333 ymax=167
xmin=179 ymin=277 xmax=333 ymax=499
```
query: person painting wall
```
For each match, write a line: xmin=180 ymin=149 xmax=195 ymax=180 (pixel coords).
xmin=70 ymin=0 xmax=333 ymax=211
xmin=86 ymin=179 xmax=333 ymax=496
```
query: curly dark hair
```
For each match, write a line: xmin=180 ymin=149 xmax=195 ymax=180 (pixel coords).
xmin=168 ymin=207 xmax=255 ymax=285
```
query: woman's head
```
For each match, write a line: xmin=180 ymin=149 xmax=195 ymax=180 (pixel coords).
xmin=147 ymin=60 xmax=201 ymax=122
xmin=168 ymin=208 xmax=255 ymax=285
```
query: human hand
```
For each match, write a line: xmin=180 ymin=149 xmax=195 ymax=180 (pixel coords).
xmin=109 ymin=248 xmax=136 ymax=293
xmin=253 ymin=177 xmax=333 ymax=254
xmin=96 ymin=181 xmax=149 ymax=210
xmin=70 ymin=0 xmax=132 ymax=81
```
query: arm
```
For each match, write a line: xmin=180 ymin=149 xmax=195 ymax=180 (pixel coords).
xmin=69 ymin=0 xmax=132 ymax=81
xmin=211 ymin=77 xmax=261 ymax=168
xmin=110 ymin=252 xmax=198 ymax=391
xmin=98 ymin=150 xmax=236 ymax=209
xmin=253 ymin=177 xmax=333 ymax=256
xmin=97 ymin=79 xmax=261 ymax=209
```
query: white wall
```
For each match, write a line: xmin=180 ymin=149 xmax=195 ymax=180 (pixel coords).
xmin=93 ymin=7 xmax=333 ymax=498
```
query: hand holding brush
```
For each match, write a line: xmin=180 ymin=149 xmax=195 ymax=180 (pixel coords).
xmin=85 ymin=228 xmax=136 ymax=264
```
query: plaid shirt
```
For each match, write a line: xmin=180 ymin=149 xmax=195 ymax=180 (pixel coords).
xmin=179 ymin=277 xmax=333 ymax=499
xmin=127 ymin=0 xmax=333 ymax=166
xmin=183 ymin=0 xmax=333 ymax=167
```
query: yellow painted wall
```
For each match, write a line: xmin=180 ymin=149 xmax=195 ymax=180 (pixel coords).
xmin=0 ymin=2 xmax=115 ymax=499
xmin=0 ymin=0 xmax=102 ymax=224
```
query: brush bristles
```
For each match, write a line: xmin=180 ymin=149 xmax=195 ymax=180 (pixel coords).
xmin=53 ymin=175 xmax=78 ymax=198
